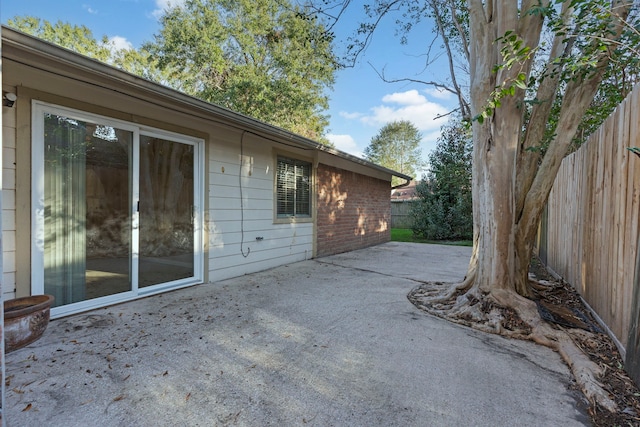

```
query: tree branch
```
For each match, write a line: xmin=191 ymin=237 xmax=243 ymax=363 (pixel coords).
xmin=517 ymin=0 xmax=549 ymax=55
xmin=434 ymin=108 xmax=463 ymax=120
xmin=428 ymin=0 xmax=471 ymax=120
xmin=515 ymin=0 xmax=570 ymax=219
xmin=338 ymin=0 xmax=404 ymax=68
xmin=446 ymin=0 xmax=469 ymax=63
xmin=518 ymin=0 xmax=634 ymax=245
xmin=304 ymin=0 xmax=352 ymax=32
xmin=369 ymin=62 xmax=458 ymax=95
xmin=468 ymin=0 xmax=495 ymax=112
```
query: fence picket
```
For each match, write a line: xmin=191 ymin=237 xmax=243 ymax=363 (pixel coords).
xmin=540 ymin=84 xmax=640 ymax=367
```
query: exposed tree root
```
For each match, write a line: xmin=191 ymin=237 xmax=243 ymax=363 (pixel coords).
xmin=408 ymin=280 xmax=618 ymax=413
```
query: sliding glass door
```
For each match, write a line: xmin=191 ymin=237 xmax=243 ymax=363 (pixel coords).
xmin=139 ymin=135 xmax=195 ymax=287
xmin=33 ymin=102 xmax=203 ymax=317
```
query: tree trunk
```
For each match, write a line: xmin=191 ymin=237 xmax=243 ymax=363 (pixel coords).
xmin=469 ymin=95 xmax=534 ymax=298
xmin=466 ymin=0 xmax=534 ymax=299
xmin=464 ymin=0 xmax=631 ymax=301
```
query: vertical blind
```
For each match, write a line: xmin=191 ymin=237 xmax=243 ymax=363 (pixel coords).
xmin=44 ymin=114 xmax=88 ymax=306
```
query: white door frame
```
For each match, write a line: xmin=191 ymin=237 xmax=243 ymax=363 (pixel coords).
xmin=31 ymin=101 xmax=204 ymax=318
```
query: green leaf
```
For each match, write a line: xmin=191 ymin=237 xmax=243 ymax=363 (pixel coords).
xmin=514 ymin=80 xmax=527 ymax=90
xmin=628 ymin=147 xmax=640 ymax=157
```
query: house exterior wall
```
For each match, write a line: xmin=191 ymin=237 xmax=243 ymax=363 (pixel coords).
xmin=316 ymin=163 xmax=391 ymax=257
xmin=207 ymin=131 xmax=314 ymax=281
xmin=1 ymin=56 xmax=314 ymax=301
xmin=2 ymin=85 xmax=17 ymax=301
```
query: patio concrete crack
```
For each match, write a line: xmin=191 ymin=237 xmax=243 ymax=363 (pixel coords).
xmin=313 ymin=259 xmax=433 ymax=286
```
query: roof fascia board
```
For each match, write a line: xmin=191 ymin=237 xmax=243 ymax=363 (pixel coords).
xmin=1 ymin=26 xmax=412 ymax=182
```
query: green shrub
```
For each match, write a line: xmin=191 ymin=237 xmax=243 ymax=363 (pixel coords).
xmin=411 ymin=117 xmax=472 ymax=241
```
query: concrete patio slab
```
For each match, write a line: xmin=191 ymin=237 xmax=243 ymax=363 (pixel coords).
xmin=5 ymin=242 xmax=589 ymax=426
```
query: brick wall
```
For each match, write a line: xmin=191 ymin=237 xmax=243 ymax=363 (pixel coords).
xmin=316 ymin=164 xmax=391 ymax=257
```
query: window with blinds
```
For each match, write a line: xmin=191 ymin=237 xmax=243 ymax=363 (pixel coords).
xmin=276 ymin=156 xmax=311 ymax=218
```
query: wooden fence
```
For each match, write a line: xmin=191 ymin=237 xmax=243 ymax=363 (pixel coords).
xmin=541 ymin=84 xmax=640 ymax=367
xmin=391 ymin=200 xmax=416 ymax=229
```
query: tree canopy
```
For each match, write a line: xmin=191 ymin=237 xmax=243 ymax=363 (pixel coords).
xmin=6 ymin=16 xmax=112 ymax=62
xmin=146 ymin=0 xmax=338 ymax=140
xmin=364 ymin=120 xmax=422 ymax=185
xmin=7 ymin=3 xmax=339 ymax=142
xmin=6 ymin=16 xmax=180 ymax=89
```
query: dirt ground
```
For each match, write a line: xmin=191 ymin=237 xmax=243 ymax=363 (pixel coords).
xmin=529 ymin=257 xmax=640 ymax=427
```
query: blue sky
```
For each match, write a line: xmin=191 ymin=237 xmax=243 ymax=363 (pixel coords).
xmin=1 ymin=0 xmax=458 ymax=174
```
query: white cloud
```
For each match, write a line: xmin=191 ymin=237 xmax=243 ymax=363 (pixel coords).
xmin=421 ymin=129 xmax=443 ymax=143
xmin=106 ymin=36 xmax=134 ymax=51
xmin=360 ymin=90 xmax=449 ymax=133
xmin=326 ymin=134 xmax=364 ymax=158
xmin=424 ymin=87 xmax=453 ymax=101
xmin=339 ymin=111 xmax=363 ymax=120
xmin=381 ymin=89 xmax=427 ymax=106
xmin=332 ymin=89 xmax=455 ymax=161
xmin=83 ymin=5 xmax=98 ymax=15
xmin=152 ymin=0 xmax=186 ymax=19
xmin=103 ymin=36 xmax=134 ymax=57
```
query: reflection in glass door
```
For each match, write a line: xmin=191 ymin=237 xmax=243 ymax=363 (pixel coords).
xmin=139 ymin=135 xmax=195 ymax=288
xmin=43 ymin=113 xmax=133 ymax=306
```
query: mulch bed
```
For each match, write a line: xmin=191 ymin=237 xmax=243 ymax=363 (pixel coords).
xmin=530 ymin=257 xmax=640 ymax=426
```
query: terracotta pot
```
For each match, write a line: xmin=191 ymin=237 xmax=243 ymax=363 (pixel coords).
xmin=4 ymin=295 xmax=54 ymax=353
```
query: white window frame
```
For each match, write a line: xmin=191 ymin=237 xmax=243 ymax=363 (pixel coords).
xmin=274 ymin=154 xmax=313 ymax=223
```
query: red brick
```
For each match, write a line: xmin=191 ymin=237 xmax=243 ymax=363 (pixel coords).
xmin=316 ymin=164 xmax=391 ymax=257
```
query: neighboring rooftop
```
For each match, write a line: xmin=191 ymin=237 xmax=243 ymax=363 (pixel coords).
xmin=391 ymin=180 xmax=420 ymax=201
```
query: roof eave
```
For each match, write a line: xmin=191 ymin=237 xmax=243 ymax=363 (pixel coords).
xmin=1 ymin=25 xmax=412 ymax=183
